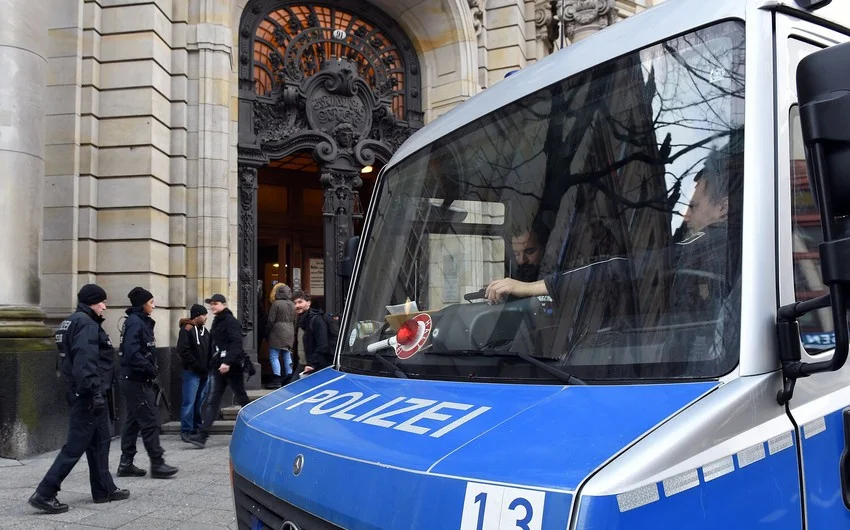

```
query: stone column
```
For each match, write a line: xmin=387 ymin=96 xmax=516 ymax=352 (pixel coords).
xmin=560 ymin=0 xmax=618 ymax=45
xmin=0 ymin=0 xmax=61 ymax=458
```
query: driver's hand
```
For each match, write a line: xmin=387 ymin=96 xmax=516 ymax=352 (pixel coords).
xmin=485 ymin=278 xmax=547 ymax=303
xmin=485 ymin=278 xmax=523 ymax=304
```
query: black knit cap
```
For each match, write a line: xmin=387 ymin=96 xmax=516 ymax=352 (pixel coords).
xmin=78 ymin=284 xmax=107 ymax=305
xmin=128 ymin=287 xmax=154 ymax=308
xmin=190 ymin=303 xmax=207 ymax=319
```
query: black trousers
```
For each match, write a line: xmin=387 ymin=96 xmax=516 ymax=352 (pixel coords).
xmin=119 ymin=379 xmax=164 ymax=461
xmin=199 ymin=369 xmax=249 ymax=435
xmin=37 ymin=390 xmax=117 ymax=499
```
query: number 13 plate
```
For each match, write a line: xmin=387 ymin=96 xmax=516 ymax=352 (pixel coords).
xmin=460 ymin=482 xmax=545 ymax=530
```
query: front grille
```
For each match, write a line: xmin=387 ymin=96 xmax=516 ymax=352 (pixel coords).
xmin=233 ymin=472 xmax=343 ymax=530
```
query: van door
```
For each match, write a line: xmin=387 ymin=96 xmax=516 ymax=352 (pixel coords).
xmin=776 ymin=11 xmax=850 ymax=529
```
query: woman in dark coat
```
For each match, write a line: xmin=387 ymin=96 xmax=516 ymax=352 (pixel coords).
xmin=265 ymin=283 xmax=297 ymax=388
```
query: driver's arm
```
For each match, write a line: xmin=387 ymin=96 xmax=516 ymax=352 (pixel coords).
xmin=485 ymin=278 xmax=547 ymax=303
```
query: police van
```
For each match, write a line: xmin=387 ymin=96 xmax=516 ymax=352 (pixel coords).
xmin=230 ymin=0 xmax=850 ymax=527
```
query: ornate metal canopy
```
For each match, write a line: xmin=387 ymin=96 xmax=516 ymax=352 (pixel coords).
xmin=238 ymin=0 xmax=423 ymax=167
xmin=236 ymin=0 xmax=423 ymax=351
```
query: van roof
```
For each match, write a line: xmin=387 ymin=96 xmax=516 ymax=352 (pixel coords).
xmin=386 ymin=0 xmax=839 ymax=170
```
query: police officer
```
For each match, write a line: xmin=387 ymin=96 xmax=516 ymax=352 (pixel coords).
xmin=117 ymin=287 xmax=178 ymax=478
xmin=29 ymin=284 xmax=129 ymax=514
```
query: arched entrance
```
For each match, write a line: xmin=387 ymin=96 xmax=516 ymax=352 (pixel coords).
xmin=237 ymin=0 xmax=423 ymax=357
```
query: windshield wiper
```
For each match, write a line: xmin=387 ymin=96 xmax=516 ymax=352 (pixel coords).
xmin=371 ymin=351 xmax=408 ymax=379
xmin=347 ymin=338 xmax=408 ymax=378
xmin=431 ymin=350 xmax=586 ymax=385
xmin=513 ymin=351 xmax=586 ymax=385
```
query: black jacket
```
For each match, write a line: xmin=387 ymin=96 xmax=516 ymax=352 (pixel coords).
xmin=210 ymin=308 xmax=243 ymax=370
xmin=120 ymin=307 xmax=158 ymax=381
xmin=57 ymin=304 xmax=116 ymax=396
xmin=298 ymin=308 xmax=330 ymax=369
xmin=176 ymin=318 xmax=211 ymax=375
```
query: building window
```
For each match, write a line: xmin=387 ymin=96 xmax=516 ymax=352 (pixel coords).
xmin=253 ymin=3 xmax=407 ymax=119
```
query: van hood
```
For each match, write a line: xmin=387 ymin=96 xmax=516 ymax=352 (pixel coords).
xmin=231 ymin=369 xmax=717 ymax=528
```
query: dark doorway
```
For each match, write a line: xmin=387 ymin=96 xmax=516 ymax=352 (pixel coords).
xmin=254 ymin=150 xmax=380 ymax=379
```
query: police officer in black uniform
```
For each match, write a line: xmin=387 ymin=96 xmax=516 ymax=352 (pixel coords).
xmin=117 ymin=287 xmax=178 ymax=478
xmin=29 ymin=284 xmax=129 ymax=514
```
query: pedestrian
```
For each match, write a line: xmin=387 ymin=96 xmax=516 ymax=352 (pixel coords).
xmin=265 ymin=283 xmax=296 ymax=388
xmin=176 ymin=303 xmax=211 ymax=443
xmin=29 ymin=284 xmax=129 ymax=514
xmin=188 ymin=294 xmax=250 ymax=448
xmin=117 ymin=287 xmax=178 ymax=478
xmin=292 ymin=290 xmax=330 ymax=377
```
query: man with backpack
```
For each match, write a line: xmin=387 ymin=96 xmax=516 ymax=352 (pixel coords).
xmin=188 ymin=293 xmax=250 ymax=448
xmin=292 ymin=290 xmax=337 ymax=376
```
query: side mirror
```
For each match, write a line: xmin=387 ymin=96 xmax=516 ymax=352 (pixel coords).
xmin=797 ymin=40 xmax=850 ymax=219
xmin=338 ymin=236 xmax=360 ymax=278
xmin=777 ymin=40 xmax=850 ymax=403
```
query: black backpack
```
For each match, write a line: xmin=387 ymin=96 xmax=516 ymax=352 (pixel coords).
xmin=311 ymin=311 xmax=340 ymax=352
xmin=324 ymin=312 xmax=341 ymax=350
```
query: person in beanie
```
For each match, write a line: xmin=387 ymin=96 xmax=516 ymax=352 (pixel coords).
xmin=293 ymin=290 xmax=330 ymax=376
xmin=176 ymin=303 xmax=211 ymax=442
xmin=117 ymin=287 xmax=178 ymax=478
xmin=29 ymin=284 xmax=129 ymax=514
xmin=265 ymin=283 xmax=296 ymax=388
xmin=188 ymin=294 xmax=250 ymax=448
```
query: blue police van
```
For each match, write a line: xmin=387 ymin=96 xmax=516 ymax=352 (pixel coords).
xmin=230 ymin=0 xmax=850 ymax=527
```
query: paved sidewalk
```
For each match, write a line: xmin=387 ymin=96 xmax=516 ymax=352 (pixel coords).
xmin=0 ymin=435 xmax=236 ymax=529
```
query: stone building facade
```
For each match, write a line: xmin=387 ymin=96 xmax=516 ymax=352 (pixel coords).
xmin=0 ymin=0 xmax=662 ymax=457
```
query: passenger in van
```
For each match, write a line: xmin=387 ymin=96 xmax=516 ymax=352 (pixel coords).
xmin=669 ymin=153 xmax=741 ymax=320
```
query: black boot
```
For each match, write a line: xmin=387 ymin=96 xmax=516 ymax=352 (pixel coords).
xmin=150 ymin=457 xmax=178 ymax=478
xmin=264 ymin=375 xmax=282 ymax=389
xmin=28 ymin=492 xmax=69 ymax=514
xmin=186 ymin=431 xmax=207 ymax=449
xmin=93 ymin=488 xmax=130 ymax=504
xmin=117 ymin=457 xmax=147 ymax=477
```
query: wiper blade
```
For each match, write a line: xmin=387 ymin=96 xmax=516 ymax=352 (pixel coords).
xmin=371 ymin=350 xmax=408 ymax=379
xmin=350 ymin=339 xmax=408 ymax=378
xmin=429 ymin=350 xmax=586 ymax=385
xmin=513 ymin=351 xmax=586 ymax=385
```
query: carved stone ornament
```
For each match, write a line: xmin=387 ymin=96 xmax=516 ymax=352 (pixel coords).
xmin=561 ymin=0 xmax=617 ymax=45
xmin=468 ymin=0 xmax=485 ymax=38
xmin=535 ymin=0 xmax=558 ymax=55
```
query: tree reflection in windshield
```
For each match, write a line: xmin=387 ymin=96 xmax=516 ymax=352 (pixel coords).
xmin=342 ymin=21 xmax=746 ymax=383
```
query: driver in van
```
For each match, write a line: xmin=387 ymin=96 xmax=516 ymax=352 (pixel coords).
xmin=484 ymin=219 xmax=551 ymax=303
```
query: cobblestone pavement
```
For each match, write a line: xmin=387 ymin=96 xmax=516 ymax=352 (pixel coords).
xmin=0 ymin=435 xmax=236 ymax=529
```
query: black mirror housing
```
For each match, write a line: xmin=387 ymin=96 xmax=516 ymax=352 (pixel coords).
xmin=797 ymin=41 xmax=850 ymax=217
xmin=781 ymin=39 xmax=850 ymax=386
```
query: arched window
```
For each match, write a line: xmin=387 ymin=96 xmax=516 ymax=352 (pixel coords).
xmin=248 ymin=2 xmax=418 ymax=121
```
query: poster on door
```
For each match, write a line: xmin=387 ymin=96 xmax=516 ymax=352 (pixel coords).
xmin=309 ymin=259 xmax=324 ymax=296
xmin=293 ymin=267 xmax=301 ymax=290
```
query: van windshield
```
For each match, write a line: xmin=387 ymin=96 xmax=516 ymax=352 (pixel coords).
xmin=341 ymin=21 xmax=746 ymax=383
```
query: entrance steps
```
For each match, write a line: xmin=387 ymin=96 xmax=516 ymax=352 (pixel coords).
xmin=160 ymin=388 xmax=274 ymax=435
